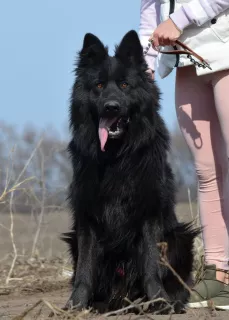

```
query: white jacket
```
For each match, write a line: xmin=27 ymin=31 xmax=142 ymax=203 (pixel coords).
xmin=139 ymin=0 xmax=229 ymax=78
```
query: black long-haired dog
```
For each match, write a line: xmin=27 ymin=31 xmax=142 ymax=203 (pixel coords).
xmin=62 ymin=30 xmax=198 ymax=314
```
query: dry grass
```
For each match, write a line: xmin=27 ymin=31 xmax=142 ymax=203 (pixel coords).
xmin=0 ymin=210 xmax=69 ymax=260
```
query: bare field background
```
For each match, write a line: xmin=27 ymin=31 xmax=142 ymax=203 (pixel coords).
xmin=0 ymin=203 xmax=198 ymax=260
xmin=0 ymin=209 xmax=69 ymax=260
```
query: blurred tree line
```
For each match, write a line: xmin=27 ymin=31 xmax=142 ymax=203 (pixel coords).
xmin=0 ymin=120 xmax=197 ymax=213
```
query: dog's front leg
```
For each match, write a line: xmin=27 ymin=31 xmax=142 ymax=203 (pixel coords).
xmin=66 ymin=227 xmax=99 ymax=310
xmin=141 ymin=222 xmax=169 ymax=304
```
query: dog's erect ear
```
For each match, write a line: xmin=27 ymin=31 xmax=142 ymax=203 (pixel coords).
xmin=82 ymin=33 xmax=104 ymax=51
xmin=115 ymin=30 xmax=144 ymax=65
xmin=79 ymin=33 xmax=108 ymax=65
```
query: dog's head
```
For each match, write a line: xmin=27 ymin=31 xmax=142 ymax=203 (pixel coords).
xmin=71 ymin=30 xmax=160 ymax=154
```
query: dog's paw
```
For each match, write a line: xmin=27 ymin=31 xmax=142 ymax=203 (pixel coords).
xmin=48 ymin=303 xmax=84 ymax=318
xmin=65 ymin=284 xmax=90 ymax=311
xmin=149 ymin=300 xmax=173 ymax=315
xmin=173 ymin=301 xmax=186 ymax=314
xmin=64 ymin=298 xmax=85 ymax=312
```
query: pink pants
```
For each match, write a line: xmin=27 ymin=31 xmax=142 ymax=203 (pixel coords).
xmin=175 ymin=66 xmax=229 ymax=270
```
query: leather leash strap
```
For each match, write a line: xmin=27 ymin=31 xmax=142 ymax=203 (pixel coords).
xmin=151 ymin=39 xmax=212 ymax=70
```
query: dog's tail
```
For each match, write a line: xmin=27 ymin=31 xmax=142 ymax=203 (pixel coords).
xmin=164 ymin=221 xmax=201 ymax=255
xmin=163 ymin=221 xmax=201 ymax=277
xmin=60 ymin=231 xmax=74 ymax=244
xmin=167 ymin=221 xmax=201 ymax=242
xmin=60 ymin=231 xmax=78 ymax=257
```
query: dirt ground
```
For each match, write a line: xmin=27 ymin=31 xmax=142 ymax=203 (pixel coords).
xmin=1 ymin=285 xmax=229 ymax=320
xmin=1 ymin=203 xmax=229 ymax=320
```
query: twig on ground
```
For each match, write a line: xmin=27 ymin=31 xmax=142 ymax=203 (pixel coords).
xmin=103 ymin=297 xmax=171 ymax=317
xmin=33 ymin=305 xmax=43 ymax=320
xmin=12 ymin=295 xmax=92 ymax=320
xmin=42 ymin=299 xmax=58 ymax=318
xmin=46 ymin=300 xmax=92 ymax=320
xmin=12 ymin=299 xmax=43 ymax=320
xmin=124 ymin=297 xmax=144 ymax=314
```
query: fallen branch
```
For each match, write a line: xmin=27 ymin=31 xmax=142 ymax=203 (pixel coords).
xmin=103 ymin=297 xmax=171 ymax=317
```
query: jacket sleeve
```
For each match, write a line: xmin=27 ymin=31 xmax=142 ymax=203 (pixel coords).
xmin=170 ymin=0 xmax=229 ymax=31
xmin=139 ymin=0 xmax=161 ymax=71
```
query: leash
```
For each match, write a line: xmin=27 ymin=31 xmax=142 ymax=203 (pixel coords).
xmin=144 ymin=39 xmax=212 ymax=70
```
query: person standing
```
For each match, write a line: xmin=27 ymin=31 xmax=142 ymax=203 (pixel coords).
xmin=139 ymin=0 xmax=229 ymax=310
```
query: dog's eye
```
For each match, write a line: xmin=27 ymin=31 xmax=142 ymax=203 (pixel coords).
xmin=96 ymin=83 xmax=104 ymax=89
xmin=120 ymin=82 xmax=128 ymax=89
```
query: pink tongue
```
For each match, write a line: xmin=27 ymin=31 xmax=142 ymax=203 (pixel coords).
xmin=99 ymin=118 xmax=117 ymax=152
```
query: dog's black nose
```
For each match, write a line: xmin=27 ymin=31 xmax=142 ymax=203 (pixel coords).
xmin=104 ymin=101 xmax=120 ymax=114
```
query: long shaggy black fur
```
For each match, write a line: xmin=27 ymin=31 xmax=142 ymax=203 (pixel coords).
xmin=62 ymin=30 xmax=199 ymax=314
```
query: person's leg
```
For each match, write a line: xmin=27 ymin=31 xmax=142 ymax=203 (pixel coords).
xmin=212 ymin=70 xmax=229 ymax=157
xmin=208 ymin=70 xmax=229 ymax=310
xmin=210 ymin=70 xmax=229 ymax=283
xmin=175 ymin=66 xmax=229 ymax=307
xmin=176 ymin=66 xmax=229 ymax=273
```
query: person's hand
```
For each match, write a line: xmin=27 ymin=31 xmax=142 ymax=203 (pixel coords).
xmin=149 ymin=18 xmax=182 ymax=48
xmin=146 ymin=68 xmax=155 ymax=80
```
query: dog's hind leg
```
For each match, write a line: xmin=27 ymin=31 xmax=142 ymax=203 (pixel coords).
xmin=65 ymin=227 xmax=100 ymax=310
xmin=163 ymin=223 xmax=200 ymax=313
